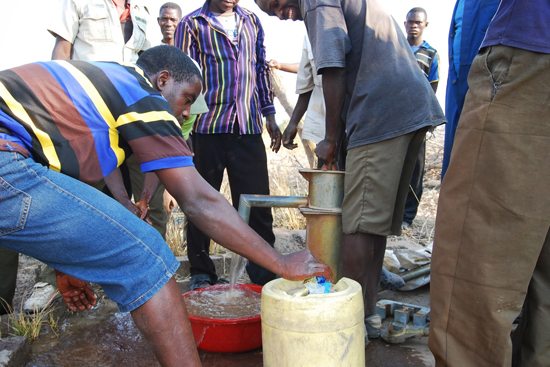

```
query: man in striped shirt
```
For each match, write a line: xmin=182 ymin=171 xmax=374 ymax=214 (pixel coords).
xmin=0 ymin=45 xmax=331 ymax=366
xmin=175 ymin=0 xmax=282 ymax=291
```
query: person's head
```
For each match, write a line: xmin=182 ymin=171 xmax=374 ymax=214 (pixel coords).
xmin=254 ymin=0 xmax=302 ymax=21
xmin=405 ymin=7 xmax=428 ymax=46
xmin=136 ymin=45 xmax=203 ymax=121
xmin=209 ymin=0 xmax=240 ymax=14
xmin=158 ymin=3 xmax=182 ymax=45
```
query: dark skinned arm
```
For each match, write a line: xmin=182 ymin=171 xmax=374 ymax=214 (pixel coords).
xmin=103 ymin=168 xmax=151 ymax=224
xmin=156 ymin=166 xmax=333 ymax=282
xmin=315 ymin=67 xmax=347 ymax=169
xmin=269 ymin=60 xmax=300 ymax=74
xmin=51 ymin=35 xmax=72 ymax=60
xmin=55 ymin=270 xmax=97 ymax=311
xmin=265 ymin=113 xmax=282 ymax=153
xmin=103 ymin=168 xmax=138 ymax=214
xmin=134 ymin=172 xmax=162 ymax=223
xmin=431 ymin=81 xmax=438 ymax=94
xmin=282 ymin=90 xmax=312 ymax=150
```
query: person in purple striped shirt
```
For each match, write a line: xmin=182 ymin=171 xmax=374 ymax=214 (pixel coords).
xmin=175 ymin=0 xmax=282 ymax=291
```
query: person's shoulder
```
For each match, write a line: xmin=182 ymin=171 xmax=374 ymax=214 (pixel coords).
xmin=236 ymin=6 xmax=258 ymax=20
xmin=236 ymin=6 xmax=264 ymax=28
xmin=129 ymin=0 xmax=151 ymax=14
xmin=63 ymin=0 xmax=94 ymax=10
xmin=302 ymin=0 xmax=340 ymax=12
xmin=182 ymin=3 xmax=208 ymax=22
xmin=183 ymin=8 xmax=202 ymax=18
xmin=421 ymin=41 xmax=438 ymax=53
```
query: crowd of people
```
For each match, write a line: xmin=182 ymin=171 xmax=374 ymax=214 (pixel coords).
xmin=0 ymin=0 xmax=548 ymax=366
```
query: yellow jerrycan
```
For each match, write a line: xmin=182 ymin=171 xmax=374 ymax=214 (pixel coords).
xmin=261 ymin=277 xmax=365 ymax=367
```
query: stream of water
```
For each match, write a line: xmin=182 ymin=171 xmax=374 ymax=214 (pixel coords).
xmin=229 ymin=253 xmax=248 ymax=296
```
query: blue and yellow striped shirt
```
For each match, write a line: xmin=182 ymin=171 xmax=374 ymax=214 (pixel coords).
xmin=175 ymin=3 xmax=275 ymax=135
xmin=0 ymin=61 xmax=193 ymax=184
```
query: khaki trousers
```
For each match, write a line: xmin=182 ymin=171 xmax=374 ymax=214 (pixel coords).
xmin=429 ymin=45 xmax=550 ymax=367
xmin=93 ymin=155 xmax=167 ymax=239
xmin=126 ymin=155 xmax=167 ymax=239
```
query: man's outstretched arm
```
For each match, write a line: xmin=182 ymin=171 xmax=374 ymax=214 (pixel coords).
xmin=156 ymin=166 xmax=333 ymax=282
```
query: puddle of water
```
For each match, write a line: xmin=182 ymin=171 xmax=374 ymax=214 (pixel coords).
xmin=183 ymin=286 xmax=261 ymax=319
xmin=24 ymin=254 xmax=255 ymax=366
xmin=25 ymin=298 xmax=159 ymax=367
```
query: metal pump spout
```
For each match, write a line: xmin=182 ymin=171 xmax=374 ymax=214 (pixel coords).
xmin=237 ymin=169 xmax=346 ymax=283
xmin=237 ymin=195 xmax=308 ymax=223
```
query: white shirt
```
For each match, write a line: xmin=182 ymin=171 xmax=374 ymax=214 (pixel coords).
xmin=48 ymin=0 xmax=152 ymax=62
xmin=296 ymin=36 xmax=325 ymax=144
xmin=215 ymin=13 xmax=239 ymax=45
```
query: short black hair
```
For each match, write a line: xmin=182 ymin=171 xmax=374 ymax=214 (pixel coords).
xmin=159 ymin=2 xmax=182 ymax=18
xmin=137 ymin=45 xmax=201 ymax=85
xmin=407 ymin=7 xmax=428 ymax=20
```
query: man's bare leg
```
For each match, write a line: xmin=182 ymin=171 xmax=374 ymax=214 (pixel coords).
xmin=342 ymin=232 xmax=387 ymax=316
xmin=130 ymin=277 xmax=201 ymax=367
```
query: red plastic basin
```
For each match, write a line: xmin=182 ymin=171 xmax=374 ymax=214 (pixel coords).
xmin=182 ymin=284 xmax=263 ymax=353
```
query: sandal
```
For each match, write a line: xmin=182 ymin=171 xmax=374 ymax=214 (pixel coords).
xmin=365 ymin=314 xmax=382 ymax=339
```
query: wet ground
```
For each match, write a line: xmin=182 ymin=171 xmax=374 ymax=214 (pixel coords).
xmin=20 ymin=280 xmax=433 ymax=367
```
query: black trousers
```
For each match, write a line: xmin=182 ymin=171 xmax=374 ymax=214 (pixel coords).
xmin=403 ymin=139 xmax=425 ymax=224
xmin=187 ymin=130 xmax=276 ymax=285
xmin=0 ymin=248 xmax=18 ymax=315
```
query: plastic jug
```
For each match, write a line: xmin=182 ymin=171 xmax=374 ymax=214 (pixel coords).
xmin=261 ymin=277 xmax=365 ymax=367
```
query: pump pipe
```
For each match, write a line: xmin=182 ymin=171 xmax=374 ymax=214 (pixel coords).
xmin=238 ymin=195 xmax=308 ymax=224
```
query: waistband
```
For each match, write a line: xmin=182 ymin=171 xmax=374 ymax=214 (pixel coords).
xmin=0 ymin=139 xmax=30 ymax=158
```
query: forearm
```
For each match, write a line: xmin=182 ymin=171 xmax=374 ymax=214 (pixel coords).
xmin=104 ymin=168 xmax=132 ymax=206
xmin=321 ymin=68 xmax=347 ymax=143
xmin=288 ymin=91 xmax=312 ymax=127
xmin=275 ymin=62 xmax=300 ymax=74
xmin=139 ymin=172 xmax=162 ymax=205
xmin=51 ymin=36 xmax=72 ymax=60
xmin=156 ymin=168 xmax=284 ymax=272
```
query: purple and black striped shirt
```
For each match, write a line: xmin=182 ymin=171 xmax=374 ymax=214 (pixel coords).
xmin=174 ymin=2 xmax=275 ymax=135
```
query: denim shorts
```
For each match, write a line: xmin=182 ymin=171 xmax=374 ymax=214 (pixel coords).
xmin=0 ymin=151 xmax=179 ymax=312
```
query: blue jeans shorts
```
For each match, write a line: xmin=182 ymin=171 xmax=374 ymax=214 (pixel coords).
xmin=0 ymin=151 xmax=179 ymax=312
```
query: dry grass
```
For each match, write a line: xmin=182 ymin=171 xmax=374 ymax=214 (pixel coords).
xmin=165 ymin=211 xmax=187 ymax=256
xmin=391 ymin=128 xmax=444 ymax=247
xmin=164 ymin=130 xmax=309 ymax=255
xmin=1 ymin=293 xmax=59 ymax=341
